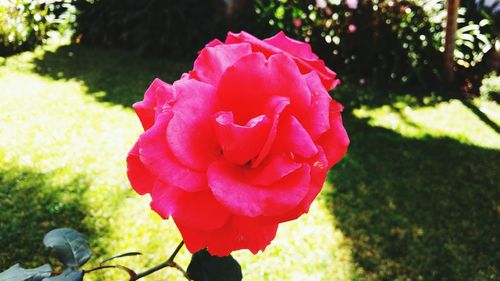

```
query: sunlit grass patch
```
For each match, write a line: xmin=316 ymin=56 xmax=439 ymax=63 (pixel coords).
xmin=353 ymin=99 xmax=500 ymax=149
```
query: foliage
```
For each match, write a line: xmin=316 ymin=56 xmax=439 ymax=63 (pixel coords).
xmin=421 ymin=0 xmax=494 ymax=69
xmin=0 ymin=264 xmax=52 ymax=281
xmin=0 ymin=0 xmax=75 ymax=55
xmin=43 ymin=228 xmax=92 ymax=268
xmin=0 ymin=227 xmax=242 ymax=281
xmin=0 ymin=228 xmax=88 ymax=281
xmin=254 ymin=0 xmax=496 ymax=90
xmin=479 ymin=72 xmax=500 ymax=101
xmin=73 ymin=0 xmax=228 ymax=57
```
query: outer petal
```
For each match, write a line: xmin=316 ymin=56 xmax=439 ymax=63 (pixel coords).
xmin=299 ymin=72 xmax=332 ymax=139
xmin=126 ymin=141 xmax=155 ymax=195
xmin=271 ymin=146 xmax=329 ymax=223
xmin=214 ymin=111 xmax=271 ymax=165
xmin=207 ymin=160 xmax=310 ymax=217
xmin=318 ymin=100 xmax=350 ymax=166
xmin=133 ymin=79 xmax=174 ymax=130
xmin=263 ymin=31 xmax=318 ymax=60
xmin=139 ymin=111 xmax=207 ymax=192
xmin=193 ymin=43 xmax=252 ymax=85
xmin=151 ymin=181 xmax=230 ymax=231
xmin=204 ymin=38 xmax=223 ymax=48
xmin=217 ymin=52 xmax=310 ymax=124
xmin=167 ymin=79 xmax=220 ymax=171
xmin=226 ymin=31 xmax=338 ymax=90
xmin=177 ymin=216 xmax=279 ymax=256
xmin=295 ymin=59 xmax=339 ymax=91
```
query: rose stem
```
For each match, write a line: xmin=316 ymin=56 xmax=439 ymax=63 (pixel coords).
xmin=131 ymin=240 xmax=189 ymax=280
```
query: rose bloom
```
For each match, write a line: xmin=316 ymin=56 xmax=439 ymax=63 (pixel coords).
xmin=127 ymin=31 xmax=349 ymax=256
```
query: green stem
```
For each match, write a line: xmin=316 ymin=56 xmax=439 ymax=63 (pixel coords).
xmin=84 ymin=241 xmax=189 ymax=280
xmin=131 ymin=241 xmax=189 ymax=280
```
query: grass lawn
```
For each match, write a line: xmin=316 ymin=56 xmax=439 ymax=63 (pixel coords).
xmin=0 ymin=43 xmax=499 ymax=280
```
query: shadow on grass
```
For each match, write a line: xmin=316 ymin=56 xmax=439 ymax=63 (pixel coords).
xmin=459 ymin=99 xmax=500 ymax=134
xmin=32 ymin=44 xmax=190 ymax=107
xmin=0 ymin=167 xmax=92 ymax=270
xmin=327 ymin=114 xmax=499 ymax=280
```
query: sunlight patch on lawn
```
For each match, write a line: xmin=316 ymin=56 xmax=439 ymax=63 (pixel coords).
xmin=353 ymin=99 xmax=500 ymax=149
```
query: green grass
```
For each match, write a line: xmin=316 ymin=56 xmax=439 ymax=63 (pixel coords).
xmin=329 ymin=96 xmax=500 ymax=280
xmin=0 ymin=43 xmax=499 ymax=280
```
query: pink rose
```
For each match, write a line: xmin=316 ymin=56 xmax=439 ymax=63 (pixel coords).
xmin=127 ymin=31 xmax=349 ymax=256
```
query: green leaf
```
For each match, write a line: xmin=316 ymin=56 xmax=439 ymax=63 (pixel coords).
xmin=42 ymin=268 xmax=83 ymax=281
xmin=43 ymin=228 xmax=91 ymax=268
xmin=274 ymin=5 xmax=285 ymax=20
xmin=187 ymin=249 xmax=242 ymax=281
xmin=0 ymin=264 xmax=52 ymax=281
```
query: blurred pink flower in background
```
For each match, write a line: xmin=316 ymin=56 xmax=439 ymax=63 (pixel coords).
xmin=348 ymin=24 xmax=357 ymax=33
xmin=316 ymin=0 xmax=327 ymax=9
xmin=345 ymin=0 xmax=358 ymax=9
xmin=293 ymin=18 xmax=302 ymax=28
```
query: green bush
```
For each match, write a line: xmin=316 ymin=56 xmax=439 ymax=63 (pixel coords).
xmin=480 ymin=73 xmax=500 ymax=101
xmin=254 ymin=0 xmax=496 ymax=90
xmin=0 ymin=0 xmax=75 ymax=55
xmin=73 ymin=0 xmax=228 ymax=57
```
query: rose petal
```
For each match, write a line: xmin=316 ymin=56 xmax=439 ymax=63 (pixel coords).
xmin=226 ymin=31 xmax=338 ymax=90
xmin=151 ymin=181 xmax=230 ymax=231
xmin=126 ymin=141 xmax=155 ymax=195
xmin=250 ymin=153 xmax=302 ymax=186
xmin=133 ymin=79 xmax=174 ymax=130
xmin=205 ymin=38 xmax=223 ymax=48
xmin=139 ymin=111 xmax=207 ymax=192
xmin=214 ymin=111 xmax=272 ymax=165
xmin=217 ymin=52 xmax=310 ymax=124
xmin=167 ymin=79 xmax=220 ymax=171
xmin=208 ymin=160 xmax=310 ymax=217
xmin=263 ymin=31 xmax=318 ymax=60
xmin=271 ymin=146 xmax=329 ymax=223
xmin=177 ymin=216 xmax=279 ymax=256
xmin=318 ymin=100 xmax=350 ymax=166
xmin=193 ymin=43 xmax=252 ymax=85
xmin=251 ymin=96 xmax=289 ymax=168
xmin=299 ymin=72 xmax=332 ymax=139
xmin=295 ymin=59 xmax=339 ymax=91
xmin=273 ymin=115 xmax=318 ymax=158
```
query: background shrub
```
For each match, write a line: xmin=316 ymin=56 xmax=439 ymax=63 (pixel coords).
xmin=253 ymin=0 xmax=496 ymax=93
xmin=73 ymin=0 xmax=229 ymax=57
xmin=0 ymin=0 xmax=74 ymax=55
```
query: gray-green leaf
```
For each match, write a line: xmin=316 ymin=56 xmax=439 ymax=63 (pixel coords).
xmin=0 ymin=263 xmax=52 ymax=281
xmin=43 ymin=228 xmax=92 ymax=268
